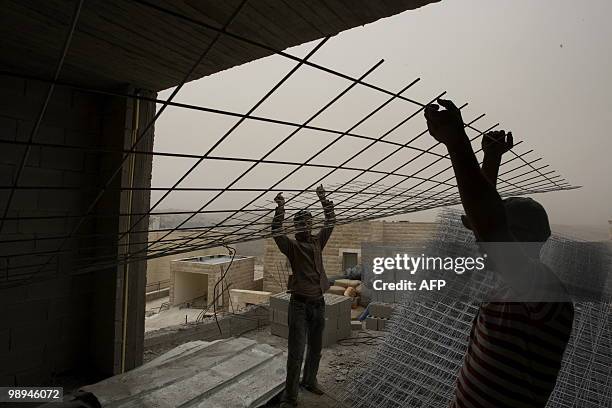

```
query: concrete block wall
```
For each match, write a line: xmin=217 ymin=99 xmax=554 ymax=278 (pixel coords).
xmin=222 ymin=256 xmax=257 ymax=292
xmin=229 ymin=289 xmax=272 ymax=310
xmin=146 ymin=232 xmax=226 ymax=291
xmin=0 ymin=78 xmax=103 ymax=386
xmin=0 ymin=77 xmax=156 ymax=385
xmin=144 ymin=306 xmax=269 ymax=352
xmin=263 ymin=220 xmax=437 ymax=294
xmin=263 ymin=243 xmax=292 ymax=295
xmin=170 ymin=255 xmax=256 ymax=309
xmin=380 ymin=221 xmax=439 ymax=245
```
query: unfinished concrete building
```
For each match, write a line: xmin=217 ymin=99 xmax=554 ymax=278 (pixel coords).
xmin=146 ymin=229 xmax=228 ymax=293
xmin=1 ymin=0 xmax=443 ymax=387
xmin=263 ymin=220 xmax=438 ymax=294
xmin=169 ymin=254 xmax=257 ymax=308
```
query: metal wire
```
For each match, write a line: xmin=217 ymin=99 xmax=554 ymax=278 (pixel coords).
xmin=0 ymin=0 xmax=84 ymax=234
xmin=340 ymin=209 xmax=611 ymax=408
xmin=0 ymin=2 xmax=577 ymax=288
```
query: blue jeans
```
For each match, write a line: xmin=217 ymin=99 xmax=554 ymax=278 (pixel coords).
xmin=281 ymin=295 xmax=325 ymax=404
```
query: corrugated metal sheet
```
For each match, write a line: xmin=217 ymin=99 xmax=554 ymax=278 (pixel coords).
xmin=81 ymin=337 xmax=287 ymax=407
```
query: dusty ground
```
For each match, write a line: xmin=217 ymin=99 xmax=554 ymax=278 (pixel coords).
xmin=143 ymin=325 xmax=386 ymax=408
xmin=144 ymin=296 xmax=208 ymax=332
xmin=144 ymin=265 xmax=265 ymax=332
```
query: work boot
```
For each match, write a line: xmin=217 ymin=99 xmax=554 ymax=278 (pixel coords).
xmin=301 ymin=381 xmax=325 ymax=395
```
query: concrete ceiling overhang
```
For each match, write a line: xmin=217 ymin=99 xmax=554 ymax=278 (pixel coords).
xmin=1 ymin=0 xmax=439 ymax=91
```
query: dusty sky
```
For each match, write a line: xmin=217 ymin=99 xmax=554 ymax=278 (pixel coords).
xmin=153 ymin=0 xmax=611 ymax=230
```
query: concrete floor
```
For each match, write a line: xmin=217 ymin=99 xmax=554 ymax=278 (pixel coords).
xmin=145 ymin=296 xmax=209 ymax=332
xmin=143 ymin=324 xmax=385 ymax=408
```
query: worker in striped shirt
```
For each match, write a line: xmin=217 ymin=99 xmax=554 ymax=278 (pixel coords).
xmin=424 ymin=99 xmax=574 ymax=408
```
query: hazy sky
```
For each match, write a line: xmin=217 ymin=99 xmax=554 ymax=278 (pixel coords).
xmin=153 ymin=0 xmax=611 ymax=228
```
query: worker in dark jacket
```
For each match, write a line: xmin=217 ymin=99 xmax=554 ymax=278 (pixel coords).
xmin=271 ymin=185 xmax=335 ymax=407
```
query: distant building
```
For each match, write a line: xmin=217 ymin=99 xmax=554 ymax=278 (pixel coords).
xmin=146 ymin=230 xmax=226 ymax=292
xmin=170 ymin=255 xmax=257 ymax=309
xmin=264 ymin=220 xmax=437 ymax=294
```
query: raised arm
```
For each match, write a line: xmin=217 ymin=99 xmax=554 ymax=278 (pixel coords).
xmin=425 ymin=103 xmax=568 ymax=300
xmin=481 ymin=130 xmax=513 ymax=187
xmin=424 ymin=99 xmax=511 ymax=242
xmin=316 ymin=185 xmax=335 ymax=248
xmin=271 ymin=193 xmax=293 ymax=257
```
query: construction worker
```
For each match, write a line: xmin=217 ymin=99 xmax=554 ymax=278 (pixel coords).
xmin=271 ymin=184 xmax=336 ymax=407
xmin=424 ymin=99 xmax=574 ymax=408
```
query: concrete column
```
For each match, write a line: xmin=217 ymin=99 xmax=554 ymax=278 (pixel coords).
xmin=90 ymin=87 xmax=155 ymax=376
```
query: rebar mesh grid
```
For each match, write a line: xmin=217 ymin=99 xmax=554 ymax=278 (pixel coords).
xmin=340 ymin=209 xmax=611 ymax=408
xmin=0 ymin=0 xmax=578 ymax=288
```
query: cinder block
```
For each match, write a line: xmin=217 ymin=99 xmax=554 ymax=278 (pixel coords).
xmin=378 ymin=318 xmax=388 ymax=331
xmin=61 ymin=169 xmax=87 ymax=188
xmin=0 ymin=329 xmax=9 ymax=352
xmin=38 ymin=190 xmax=82 ymax=212
xmin=0 ymin=115 xmax=18 ymax=141
xmin=0 ymin=300 xmax=48 ymax=329
xmin=334 ymin=279 xmax=360 ymax=288
xmin=47 ymin=340 xmax=87 ymax=374
xmin=350 ymin=320 xmax=363 ymax=331
xmin=337 ymin=319 xmax=351 ymax=340
xmin=273 ymin=310 xmax=288 ymax=325
xmin=0 ymin=144 xmax=21 ymax=168
xmin=10 ymin=321 xmax=61 ymax=350
xmin=1 ymin=347 xmax=45 ymax=376
xmin=270 ymin=322 xmax=289 ymax=339
xmin=0 ymin=374 xmax=16 ymax=387
xmin=48 ymin=295 xmax=90 ymax=319
xmin=35 ymin=124 xmax=65 ymax=144
xmin=324 ymin=300 xmax=339 ymax=321
xmin=326 ymin=314 xmax=337 ymax=334
xmin=268 ymin=293 xmax=354 ymax=347
xmin=0 ymin=233 xmax=36 ymax=257
xmin=70 ymin=273 xmax=94 ymax=295
xmin=15 ymin=365 xmax=53 ymax=387
xmin=19 ymin=216 xmax=67 ymax=235
xmin=40 ymin=146 xmax=84 ymax=171
xmin=370 ymin=302 xmax=394 ymax=319
xmin=322 ymin=317 xmax=336 ymax=347
xmin=269 ymin=292 xmax=290 ymax=313
xmin=338 ymin=298 xmax=352 ymax=318
xmin=365 ymin=317 xmax=378 ymax=331
xmin=0 ymin=285 xmax=27 ymax=307
xmin=6 ymin=189 xmax=39 ymax=212
xmin=26 ymin=277 xmax=71 ymax=301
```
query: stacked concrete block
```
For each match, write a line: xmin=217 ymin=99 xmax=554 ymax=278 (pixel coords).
xmin=365 ymin=317 xmax=378 ymax=331
xmin=369 ymin=302 xmax=394 ymax=319
xmin=365 ymin=302 xmax=395 ymax=331
xmin=269 ymin=293 xmax=352 ymax=347
xmin=229 ymin=289 xmax=272 ymax=311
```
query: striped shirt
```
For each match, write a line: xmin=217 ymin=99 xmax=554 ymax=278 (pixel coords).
xmin=450 ymin=300 xmax=574 ymax=408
